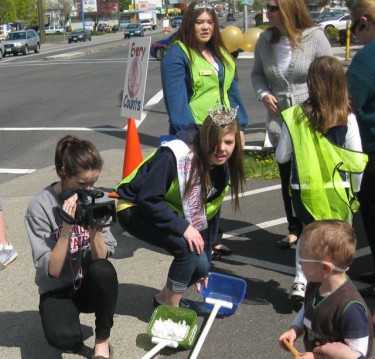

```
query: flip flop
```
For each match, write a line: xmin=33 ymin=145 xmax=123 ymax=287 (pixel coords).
xmin=277 ymin=234 xmax=298 ymax=249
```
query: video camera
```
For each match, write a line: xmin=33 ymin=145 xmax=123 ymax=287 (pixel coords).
xmin=57 ymin=189 xmax=117 ymax=229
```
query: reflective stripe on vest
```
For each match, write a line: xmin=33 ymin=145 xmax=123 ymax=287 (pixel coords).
xmin=282 ymin=105 xmax=368 ymax=222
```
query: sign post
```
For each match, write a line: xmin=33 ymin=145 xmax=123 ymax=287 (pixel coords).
xmin=120 ymin=37 xmax=151 ymax=178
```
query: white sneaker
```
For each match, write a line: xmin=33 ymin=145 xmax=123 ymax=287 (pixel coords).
xmin=0 ymin=242 xmax=18 ymax=270
xmin=289 ymin=282 xmax=306 ymax=301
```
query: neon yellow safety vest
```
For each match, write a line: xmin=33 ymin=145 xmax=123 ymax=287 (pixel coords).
xmin=282 ymin=105 xmax=368 ymax=222
xmin=176 ymin=41 xmax=235 ymax=125
xmin=115 ymin=145 xmax=228 ymax=220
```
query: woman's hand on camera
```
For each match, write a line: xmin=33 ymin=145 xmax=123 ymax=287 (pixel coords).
xmin=183 ymin=225 xmax=205 ymax=254
xmin=262 ymin=94 xmax=280 ymax=116
xmin=61 ymin=193 xmax=78 ymax=232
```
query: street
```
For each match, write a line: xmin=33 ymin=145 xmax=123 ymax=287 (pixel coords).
xmin=0 ymin=27 xmax=374 ymax=359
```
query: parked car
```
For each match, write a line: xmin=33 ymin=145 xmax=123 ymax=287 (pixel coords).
xmin=150 ymin=32 xmax=177 ymax=60
xmin=140 ymin=19 xmax=157 ymax=31
xmin=0 ymin=41 xmax=4 ymax=59
xmin=312 ymin=10 xmax=346 ymax=23
xmin=68 ymin=28 xmax=92 ymax=43
xmin=317 ymin=13 xmax=350 ymax=31
xmin=112 ymin=25 xmax=120 ymax=32
xmin=124 ymin=24 xmax=145 ymax=38
xmin=45 ymin=26 xmax=65 ymax=34
xmin=171 ymin=16 xmax=183 ymax=28
xmin=3 ymin=29 xmax=40 ymax=56
xmin=226 ymin=13 xmax=236 ymax=21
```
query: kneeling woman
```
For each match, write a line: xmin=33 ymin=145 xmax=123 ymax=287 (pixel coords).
xmin=116 ymin=108 xmax=245 ymax=308
xmin=25 ymin=135 xmax=118 ymax=359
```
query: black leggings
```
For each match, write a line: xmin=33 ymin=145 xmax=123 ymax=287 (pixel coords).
xmin=278 ymin=161 xmax=303 ymax=236
xmin=39 ymin=259 xmax=118 ymax=352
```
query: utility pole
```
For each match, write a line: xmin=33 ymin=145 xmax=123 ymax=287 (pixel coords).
xmin=81 ymin=0 xmax=86 ymax=30
xmin=38 ymin=0 xmax=46 ymax=43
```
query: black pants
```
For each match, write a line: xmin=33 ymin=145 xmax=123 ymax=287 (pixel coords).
xmin=278 ymin=161 xmax=303 ymax=236
xmin=39 ymin=259 xmax=118 ymax=352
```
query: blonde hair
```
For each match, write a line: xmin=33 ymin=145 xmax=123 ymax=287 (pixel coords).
xmin=269 ymin=0 xmax=316 ymax=48
xmin=350 ymin=0 xmax=375 ymax=22
xmin=300 ymin=220 xmax=356 ymax=269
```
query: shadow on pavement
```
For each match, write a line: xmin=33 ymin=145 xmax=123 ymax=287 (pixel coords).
xmin=0 ymin=310 xmax=93 ymax=358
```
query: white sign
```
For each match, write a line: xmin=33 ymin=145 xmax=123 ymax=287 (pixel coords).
xmin=84 ymin=0 xmax=97 ymax=13
xmin=121 ymin=37 xmax=151 ymax=120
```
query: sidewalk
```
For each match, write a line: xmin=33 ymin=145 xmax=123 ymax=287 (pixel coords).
xmin=0 ymin=148 xmax=173 ymax=359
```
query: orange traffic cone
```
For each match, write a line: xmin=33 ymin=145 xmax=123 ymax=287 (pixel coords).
xmin=164 ymin=26 xmax=169 ymax=34
xmin=123 ymin=118 xmax=143 ymax=179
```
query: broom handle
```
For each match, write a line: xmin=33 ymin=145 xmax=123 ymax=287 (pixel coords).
xmin=189 ymin=303 xmax=221 ymax=359
xmin=141 ymin=341 xmax=167 ymax=359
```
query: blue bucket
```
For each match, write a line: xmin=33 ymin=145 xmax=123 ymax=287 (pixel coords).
xmin=200 ymin=272 xmax=247 ymax=315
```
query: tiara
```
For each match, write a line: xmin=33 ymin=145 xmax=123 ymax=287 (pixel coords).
xmin=193 ymin=2 xmax=214 ymax=11
xmin=209 ymin=102 xmax=238 ymax=126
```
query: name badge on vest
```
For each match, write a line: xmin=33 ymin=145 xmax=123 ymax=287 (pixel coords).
xmin=199 ymin=70 xmax=213 ymax=76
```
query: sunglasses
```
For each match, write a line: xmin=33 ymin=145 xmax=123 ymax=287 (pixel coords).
xmin=266 ymin=4 xmax=280 ymax=13
xmin=350 ymin=18 xmax=360 ymax=34
xmin=298 ymin=258 xmax=348 ymax=273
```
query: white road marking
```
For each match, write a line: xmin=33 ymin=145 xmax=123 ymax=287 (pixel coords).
xmin=222 ymin=217 xmax=287 ymax=239
xmin=0 ymin=168 xmax=36 ymax=174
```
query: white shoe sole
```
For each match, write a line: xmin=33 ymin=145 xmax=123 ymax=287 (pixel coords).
xmin=0 ymin=251 xmax=18 ymax=270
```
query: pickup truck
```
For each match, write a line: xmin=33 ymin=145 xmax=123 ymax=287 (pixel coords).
xmin=140 ymin=19 xmax=157 ymax=31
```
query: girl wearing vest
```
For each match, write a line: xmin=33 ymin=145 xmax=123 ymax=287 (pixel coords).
xmin=25 ymin=136 xmax=118 ymax=359
xmin=161 ymin=1 xmax=248 ymax=141
xmin=276 ymin=56 xmax=367 ymax=301
xmin=251 ymin=0 xmax=332 ymax=254
xmin=115 ymin=107 xmax=245 ymax=311
xmin=161 ymin=1 xmax=249 ymax=259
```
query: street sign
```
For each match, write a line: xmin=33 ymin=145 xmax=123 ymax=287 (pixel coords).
xmin=121 ymin=37 xmax=151 ymax=121
xmin=241 ymin=0 xmax=253 ymax=5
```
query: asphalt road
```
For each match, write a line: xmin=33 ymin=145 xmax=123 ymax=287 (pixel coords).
xmin=0 ymin=26 xmax=374 ymax=359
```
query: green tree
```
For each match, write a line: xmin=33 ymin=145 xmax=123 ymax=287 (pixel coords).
xmin=120 ymin=0 xmax=131 ymax=11
xmin=0 ymin=0 xmax=16 ymax=24
xmin=251 ymin=0 xmax=266 ymax=13
xmin=14 ymin=0 xmax=44 ymax=27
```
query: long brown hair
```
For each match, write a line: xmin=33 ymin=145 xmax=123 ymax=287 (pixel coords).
xmin=176 ymin=1 xmax=232 ymax=69
xmin=185 ymin=116 xmax=245 ymax=211
xmin=300 ymin=56 xmax=350 ymax=133
xmin=269 ymin=0 xmax=316 ymax=48
xmin=55 ymin=135 xmax=103 ymax=180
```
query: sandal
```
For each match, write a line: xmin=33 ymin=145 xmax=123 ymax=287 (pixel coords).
xmin=213 ymin=243 xmax=232 ymax=256
xmin=277 ymin=234 xmax=298 ymax=249
xmin=212 ymin=249 xmax=222 ymax=261
xmin=92 ymin=343 xmax=113 ymax=359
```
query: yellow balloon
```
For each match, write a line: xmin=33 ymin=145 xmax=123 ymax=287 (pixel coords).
xmin=220 ymin=26 xmax=243 ymax=53
xmin=240 ymin=28 xmax=264 ymax=52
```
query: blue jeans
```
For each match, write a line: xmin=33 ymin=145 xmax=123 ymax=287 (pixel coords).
xmin=118 ymin=206 xmax=210 ymax=292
